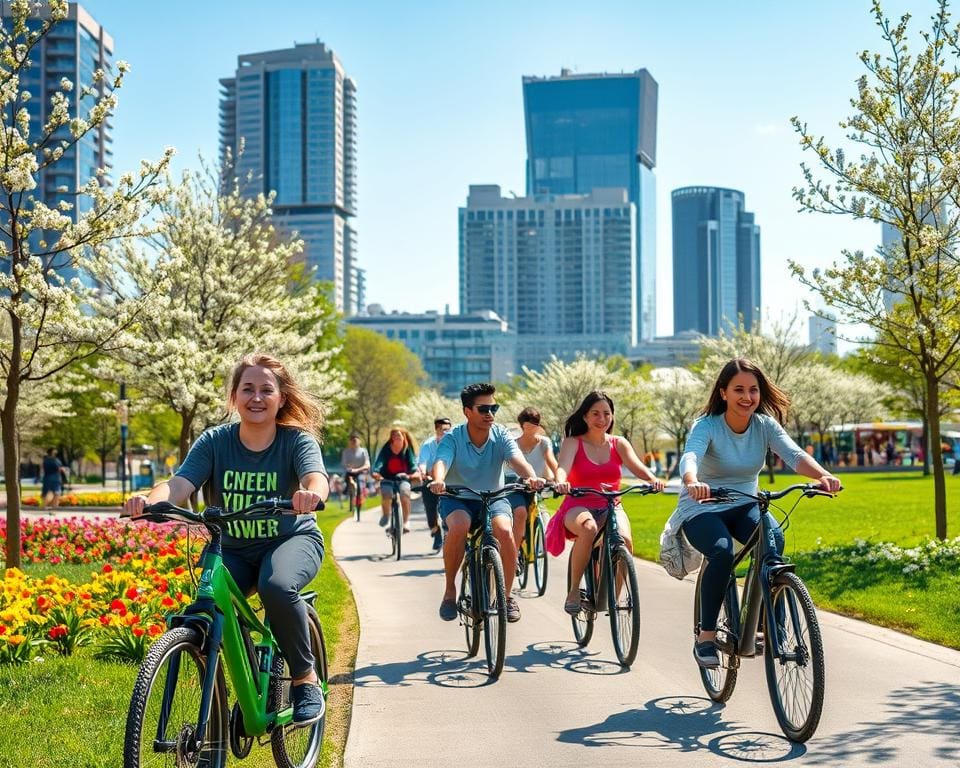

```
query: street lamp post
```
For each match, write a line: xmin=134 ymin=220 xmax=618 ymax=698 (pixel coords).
xmin=118 ymin=382 xmax=129 ymax=498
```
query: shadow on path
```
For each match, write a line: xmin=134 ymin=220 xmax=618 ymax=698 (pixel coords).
xmin=345 ymin=649 xmax=498 ymax=689
xmin=557 ymin=696 xmax=806 ymax=762
xmin=799 ymin=681 xmax=960 ymax=764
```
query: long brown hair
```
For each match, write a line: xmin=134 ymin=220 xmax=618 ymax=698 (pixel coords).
xmin=227 ymin=353 xmax=323 ymax=437
xmin=702 ymin=358 xmax=790 ymax=424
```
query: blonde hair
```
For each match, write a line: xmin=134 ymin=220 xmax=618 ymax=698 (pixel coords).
xmin=227 ymin=353 xmax=323 ymax=437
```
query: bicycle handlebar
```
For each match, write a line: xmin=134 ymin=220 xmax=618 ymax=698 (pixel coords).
xmin=131 ymin=497 xmax=325 ymax=526
xmin=707 ymin=483 xmax=841 ymax=505
xmin=442 ymin=482 xmax=532 ymax=500
xmin=561 ymin=484 xmax=658 ymax=500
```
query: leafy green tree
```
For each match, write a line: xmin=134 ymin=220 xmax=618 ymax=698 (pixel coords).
xmin=0 ymin=1 xmax=173 ymax=567
xmin=791 ymin=0 xmax=960 ymax=537
xmin=341 ymin=326 xmax=426 ymax=451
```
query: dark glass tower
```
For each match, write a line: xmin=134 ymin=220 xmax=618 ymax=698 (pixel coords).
xmin=522 ymin=69 xmax=658 ymax=341
xmin=219 ymin=42 xmax=362 ymax=314
xmin=672 ymin=186 xmax=761 ymax=336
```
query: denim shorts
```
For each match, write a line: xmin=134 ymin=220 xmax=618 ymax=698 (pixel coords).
xmin=439 ymin=495 xmax=512 ymax=523
xmin=506 ymin=490 xmax=534 ymax=511
xmin=380 ymin=479 xmax=411 ymax=499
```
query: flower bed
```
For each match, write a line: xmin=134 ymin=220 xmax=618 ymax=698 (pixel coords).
xmin=0 ymin=519 xmax=200 ymax=663
xmin=22 ymin=491 xmax=124 ymax=507
xmin=807 ymin=535 xmax=960 ymax=574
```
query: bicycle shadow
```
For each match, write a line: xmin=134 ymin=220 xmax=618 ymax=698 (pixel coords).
xmin=349 ymin=649 xmax=496 ymax=689
xmin=383 ymin=568 xmax=444 ymax=578
xmin=505 ymin=640 xmax=627 ymax=676
xmin=798 ymin=680 xmax=960 ymax=765
xmin=556 ymin=696 xmax=805 ymax=762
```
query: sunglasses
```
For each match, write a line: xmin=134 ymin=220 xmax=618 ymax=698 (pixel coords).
xmin=474 ymin=404 xmax=500 ymax=415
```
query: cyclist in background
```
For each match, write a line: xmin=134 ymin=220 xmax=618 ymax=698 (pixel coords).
xmin=419 ymin=416 xmax=453 ymax=550
xmin=548 ymin=391 xmax=664 ymax=615
xmin=123 ymin=352 xmax=329 ymax=724
xmin=670 ymin=358 xmax=840 ymax=669
xmin=341 ymin=432 xmax=371 ymax=510
xmin=429 ymin=383 xmax=544 ymax=623
xmin=505 ymin=407 xmax=559 ymax=551
xmin=372 ymin=427 xmax=420 ymax=532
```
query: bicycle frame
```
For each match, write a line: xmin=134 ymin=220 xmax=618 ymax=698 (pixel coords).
xmin=521 ymin=491 xmax=541 ymax=562
xmin=583 ymin=494 xmax=630 ymax=613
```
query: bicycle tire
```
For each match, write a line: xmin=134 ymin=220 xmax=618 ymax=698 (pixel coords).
xmin=694 ymin=569 xmax=739 ymax=703
xmin=533 ymin=513 xmax=548 ymax=597
xmin=392 ymin=497 xmax=403 ymax=560
xmin=481 ymin=545 xmax=507 ymax=678
xmin=353 ymin=483 xmax=362 ymax=522
xmin=123 ymin=626 xmax=228 ymax=768
xmin=567 ymin=547 xmax=595 ymax=647
xmin=460 ymin=558 xmax=481 ymax=658
xmin=764 ymin=572 xmax=825 ymax=743
xmin=517 ymin=530 xmax=530 ymax=591
xmin=608 ymin=545 xmax=640 ymax=667
xmin=271 ymin=604 xmax=328 ymax=768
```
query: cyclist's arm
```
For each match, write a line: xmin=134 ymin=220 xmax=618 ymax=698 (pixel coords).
xmin=429 ymin=459 xmax=448 ymax=493
xmin=358 ymin=448 xmax=371 ymax=473
xmin=679 ymin=417 xmax=713 ymax=500
xmin=552 ymin=437 xmax=577 ymax=493
xmin=614 ymin=436 xmax=664 ymax=490
xmin=542 ymin=437 xmax=559 ymax=481
xmin=792 ymin=454 xmax=841 ymax=492
xmin=124 ymin=476 xmax=196 ymax=516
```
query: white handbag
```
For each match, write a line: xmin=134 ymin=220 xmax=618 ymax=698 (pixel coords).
xmin=658 ymin=521 xmax=703 ymax=580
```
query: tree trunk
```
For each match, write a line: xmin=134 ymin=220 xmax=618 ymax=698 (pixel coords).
xmin=921 ymin=415 xmax=930 ymax=476
xmin=925 ymin=371 xmax=947 ymax=539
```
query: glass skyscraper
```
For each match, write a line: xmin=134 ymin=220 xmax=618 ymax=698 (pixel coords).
xmin=522 ymin=69 xmax=658 ymax=341
xmin=219 ymin=42 xmax=362 ymax=315
xmin=672 ymin=186 xmax=761 ymax=336
xmin=2 ymin=3 xmax=114 ymax=274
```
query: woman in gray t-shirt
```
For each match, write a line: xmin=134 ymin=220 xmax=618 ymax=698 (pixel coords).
xmin=677 ymin=358 xmax=840 ymax=671
xmin=123 ymin=353 xmax=330 ymax=724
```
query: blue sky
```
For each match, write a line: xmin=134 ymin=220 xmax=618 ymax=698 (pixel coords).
xmin=82 ymin=0 xmax=922 ymax=346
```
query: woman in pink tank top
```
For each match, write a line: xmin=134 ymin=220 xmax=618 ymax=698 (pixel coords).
xmin=548 ymin=391 xmax=664 ymax=614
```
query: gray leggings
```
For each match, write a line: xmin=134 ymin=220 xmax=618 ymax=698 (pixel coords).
xmin=221 ymin=532 xmax=325 ymax=679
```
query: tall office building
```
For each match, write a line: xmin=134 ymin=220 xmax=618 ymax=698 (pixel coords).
xmin=219 ymin=42 xmax=362 ymax=314
xmin=522 ymin=69 xmax=658 ymax=341
xmin=2 ymin=2 xmax=113 ymax=265
xmin=672 ymin=186 xmax=761 ymax=336
xmin=809 ymin=313 xmax=837 ymax=356
xmin=459 ymin=184 xmax=634 ymax=369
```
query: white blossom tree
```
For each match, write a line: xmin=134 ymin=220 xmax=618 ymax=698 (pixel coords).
xmin=791 ymin=0 xmax=960 ymax=537
xmin=0 ymin=1 xmax=173 ymax=567
xmin=394 ymin=389 xmax=461 ymax=447
xmin=110 ymin=158 xmax=348 ymax=462
xmin=652 ymin=367 xmax=706 ymax=467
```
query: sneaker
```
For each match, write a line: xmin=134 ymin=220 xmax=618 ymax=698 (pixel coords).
xmin=693 ymin=640 xmax=720 ymax=669
xmin=378 ymin=514 xmax=389 ymax=527
xmin=506 ymin=597 xmax=521 ymax=623
xmin=438 ymin=597 xmax=457 ymax=621
xmin=402 ymin=525 xmax=410 ymax=534
xmin=431 ymin=528 xmax=443 ymax=551
xmin=291 ymin=682 xmax=325 ymax=724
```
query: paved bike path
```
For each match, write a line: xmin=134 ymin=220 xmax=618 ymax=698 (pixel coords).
xmin=334 ymin=509 xmax=960 ymax=767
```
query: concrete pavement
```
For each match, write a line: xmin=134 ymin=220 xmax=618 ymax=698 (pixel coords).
xmin=334 ymin=507 xmax=960 ymax=767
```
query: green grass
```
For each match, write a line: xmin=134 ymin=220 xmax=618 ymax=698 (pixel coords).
xmin=0 ymin=505 xmax=357 ymax=768
xmin=544 ymin=470 xmax=960 ymax=648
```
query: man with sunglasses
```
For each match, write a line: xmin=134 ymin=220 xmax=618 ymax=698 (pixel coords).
xmin=418 ymin=416 xmax=453 ymax=550
xmin=430 ymin=383 xmax=544 ymax=623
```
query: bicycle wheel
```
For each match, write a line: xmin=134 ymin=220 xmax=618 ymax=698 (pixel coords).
xmin=764 ymin=572 xmax=825 ymax=743
xmin=516 ymin=527 xmax=530 ymax=591
xmin=392 ymin=498 xmax=403 ymax=560
xmin=124 ymin=626 xmax=228 ymax=768
xmin=353 ymin=483 xmax=361 ymax=522
xmin=460 ymin=558 xmax=481 ymax=657
xmin=567 ymin=548 xmax=595 ymax=647
xmin=694 ymin=569 xmax=739 ymax=703
xmin=533 ymin=513 xmax=548 ymax=597
xmin=271 ymin=604 xmax=328 ymax=768
xmin=607 ymin=545 xmax=640 ymax=667
xmin=481 ymin=545 xmax=507 ymax=678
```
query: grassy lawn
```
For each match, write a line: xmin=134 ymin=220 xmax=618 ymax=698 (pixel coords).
xmin=544 ymin=470 xmax=960 ymax=648
xmin=0 ymin=504 xmax=359 ymax=768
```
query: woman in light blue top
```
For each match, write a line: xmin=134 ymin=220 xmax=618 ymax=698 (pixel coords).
xmin=674 ymin=358 xmax=841 ymax=670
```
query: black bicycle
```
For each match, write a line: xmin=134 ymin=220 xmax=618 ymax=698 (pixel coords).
xmin=694 ymin=483 xmax=836 ymax=743
xmin=378 ymin=474 xmax=410 ymax=560
xmin=441 ymin=483 xmax=529 ymax=679
xmin=565 ymin=484 xmax=657 ymax=668
xmin=345 ymin=469 xmax=365 ymax=522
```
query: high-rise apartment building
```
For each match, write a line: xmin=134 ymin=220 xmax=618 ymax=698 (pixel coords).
xmin=672 ymin=186 xmax=761 ymax=336
xmin=459 ymin=184 xmax=634 ymax=369
xmin=3 ymin=2 xmax=113 ymax=268
xmin=522 ymin=69 xmax=658 ymax=341
xmin=219 ymin=42 xmax=362 ymax=314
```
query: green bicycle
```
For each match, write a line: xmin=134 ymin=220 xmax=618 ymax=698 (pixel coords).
xmin=123 ymin=498 xmax=328 ymax=768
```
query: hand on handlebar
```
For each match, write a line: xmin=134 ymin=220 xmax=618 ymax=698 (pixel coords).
xmin=817 ymin=475 xmax=842 ymax=494
xmin=646 ymin=477 xmax=665 ymax=493
xmin=686 ymin=481 xmax=711 ymax=502
xmin=429 ymin=479 xmax=446 ymax=495
xmin=524 ymin=476 xmax=546 ymax=492
xmin=122 ymin=495 xmax=149 ymax=518
xmin=291 ymin=489 xmax=324 ymax=514
xmin=553 ymin=481 xmax=570 ymax=495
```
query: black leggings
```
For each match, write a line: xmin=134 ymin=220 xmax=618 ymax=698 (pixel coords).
xmin=682 ymin=504 xmax=783 ymax=632
xmin=422 ymin=487 xmax=440 ymax=532
xmin=221 ymin=532 xmax=325 ymax=678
